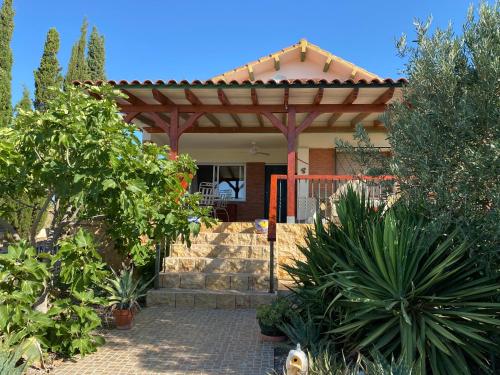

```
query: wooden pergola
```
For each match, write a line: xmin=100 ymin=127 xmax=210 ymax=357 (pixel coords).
xmin=83 ymin=78 xmax=406 ymax=222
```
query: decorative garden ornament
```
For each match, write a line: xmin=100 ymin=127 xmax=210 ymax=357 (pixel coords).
xmin=285 ymin=344 xmax=308 ymax=375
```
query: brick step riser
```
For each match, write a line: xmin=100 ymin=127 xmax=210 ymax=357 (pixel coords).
xmin=147 ymin=289 xmax=276 ymax=309
xmin=159 ymin=273 xmax=277 ymax=292
xmin=174 ymin=233 xmax=268 ymax=246
xmin=170 ymin=244 xmax=270 ymax=260
xmin=163 ymin=258 xmax=273 ymax=275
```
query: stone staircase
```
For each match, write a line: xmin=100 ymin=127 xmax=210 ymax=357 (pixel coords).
xmin=147 ymin=222 xmax=277 ymax=309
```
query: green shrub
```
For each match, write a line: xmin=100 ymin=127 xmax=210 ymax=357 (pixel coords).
xmin=256 ymin=297 xmax=294 ymax=336
xmin=0 ymin=230 xmax=110 ymax=359
xmin=286 ymin=188 xmax=500 ymax=374
xmin=0 ymin=242 xmax=52 ymax=363
xmin=46 ymin=229 xmax=109 ymax=357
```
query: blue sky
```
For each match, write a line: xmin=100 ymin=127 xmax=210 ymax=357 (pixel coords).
xmin=10 ymin=0 xmax=487 ymax=103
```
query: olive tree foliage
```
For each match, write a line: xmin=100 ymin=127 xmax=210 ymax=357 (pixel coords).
xmin=385 ymin=2 xmax=499 ymax=263
xmin=0 ymin=85 xmax=210 ymax=261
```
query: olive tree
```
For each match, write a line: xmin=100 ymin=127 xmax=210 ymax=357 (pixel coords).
xmin=0 ymin=85 xmax=210 ymax=262
xmin=385 ymin=2 xmax=499 ymax=264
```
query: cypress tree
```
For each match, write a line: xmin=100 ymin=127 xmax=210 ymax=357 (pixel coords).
xmin=87 ymin=26 xmax=106 ymax=81
xmin=34 ymin=28 xmax=63 ymax=110
xmin=14 ymin=86 xmax=32 ymax=115
xmin=65 ymin=18 xmax=89 ymax=87
xmin=0 ymin=0 xmax=14 ymax=127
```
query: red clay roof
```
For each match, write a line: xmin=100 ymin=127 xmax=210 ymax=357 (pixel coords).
xmin=74 ymin=78 xmax=407 ymax=87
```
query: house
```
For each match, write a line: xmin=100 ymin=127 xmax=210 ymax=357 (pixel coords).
xmin=84 ymin=40 xmax=405 ymax=308
xmin=97 ymin=39 xmax=404 ymax=224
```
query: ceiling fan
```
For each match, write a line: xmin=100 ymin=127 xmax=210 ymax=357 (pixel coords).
xmin=249 ymin=141 xmax=270 ymax=156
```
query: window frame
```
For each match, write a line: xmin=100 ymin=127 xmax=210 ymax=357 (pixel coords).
xmin=197 ymin=163 xmax=247 ymax=202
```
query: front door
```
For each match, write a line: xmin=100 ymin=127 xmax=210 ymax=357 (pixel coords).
xmin=264 ymin=165 xmax=287 ymax=223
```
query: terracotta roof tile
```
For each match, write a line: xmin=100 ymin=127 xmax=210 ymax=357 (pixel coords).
xmin=75 ymin=78 xmax=407 ymax=88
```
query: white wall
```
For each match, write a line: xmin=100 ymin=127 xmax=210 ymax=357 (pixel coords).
xmin=148 ymin=131 xmax=390 ymax=164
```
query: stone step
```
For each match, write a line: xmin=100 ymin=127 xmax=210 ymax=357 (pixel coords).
xmin=159 ymin=272 xmax=277 ymax=292
xmin=146 ymin=288 xmax=277 ymax=309
xmin=170 ymin=243 xmax=270 ymax=259
xmin=199 ymin=222 xmax=257 ymax=233
xmin=176 ymin=232 xmax=268 ymax=246
xmin=163 ymin=257 xmax=273 ymax=274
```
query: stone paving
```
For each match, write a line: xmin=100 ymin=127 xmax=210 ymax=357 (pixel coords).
xmin=54 ymin=306 xmax=274 ymax=375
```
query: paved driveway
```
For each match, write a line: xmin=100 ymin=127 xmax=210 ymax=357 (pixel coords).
xmin=54 ymin=307 xmax=274 ymax=375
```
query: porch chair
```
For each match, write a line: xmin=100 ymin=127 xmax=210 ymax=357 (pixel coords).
xmin=199 ymin=182 xmax=218 ymax=206
xmin=213 ymin=193 xmax=230 ymax=222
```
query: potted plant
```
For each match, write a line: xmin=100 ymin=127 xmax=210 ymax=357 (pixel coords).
xmin=104 ymin=266 xmax=153 ymax=330
xmin=256 ymin=297 xmax=293 ymax=342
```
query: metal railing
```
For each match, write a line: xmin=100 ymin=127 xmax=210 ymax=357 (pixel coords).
xmin=267 ymin=174 xmax=396 ymax=293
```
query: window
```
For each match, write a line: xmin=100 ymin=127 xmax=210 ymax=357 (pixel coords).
xmin=192 ymin=164 xmax=246 ymax=201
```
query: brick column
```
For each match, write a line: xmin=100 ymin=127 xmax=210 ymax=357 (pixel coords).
xmin=237 ymin=162 xmax=265 ymax=221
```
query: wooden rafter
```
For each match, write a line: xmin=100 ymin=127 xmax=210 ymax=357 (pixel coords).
xmin=350 ymin=88 xmax=395 ymax=127
xmin=273 ymin=55 xmax=280 ymax=71
xmin=184 ymin=89 xmax=220 ymax=127
xmin=122 ymin=89 xmax=170 ymax=129
xmin=120 ymin=103 xmax=387 ymax=114
xmin=312 ymin=88 xmax=324 ymax=105
xmin=300 ymin=39 xmax=308 ymax=61
xmin=323 ymin=54 xmax=333 ymax=72
xmin=327 ymin=88 xmax=359 ymax=127
xmin=250 ymin=88 xmax=264 ymax=127
xmin=143 ymin=125 xmax=387 ymax=134
xmin=282 ymin=87 xmax=289 ymax=124
xmin=297 ymin=111 xmax=321 ymax=134
xmin=246 ymin=64 xmax=254 ymax=80
xmin=123 ymin=112 xmax=139 ymax=123
xmin=151 ymin=88 xmax=190 ymax=121
xmin=217 ymin=89 xmax=242 ymax=127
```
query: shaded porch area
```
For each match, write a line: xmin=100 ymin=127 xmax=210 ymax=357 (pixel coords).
xmin=114 ymin=79 xmax=404 ymax=222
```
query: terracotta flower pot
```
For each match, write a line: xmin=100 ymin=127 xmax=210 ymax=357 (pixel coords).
xmin=113 ymin=309 xmax=134 ymax=330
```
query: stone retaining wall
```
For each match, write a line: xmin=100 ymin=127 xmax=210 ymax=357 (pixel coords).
xmin=276 ymin=223 xmax=312 ymax=281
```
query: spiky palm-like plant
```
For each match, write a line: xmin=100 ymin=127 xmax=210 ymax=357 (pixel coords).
xmin=286 ymin=188 xmax=500 ymax=374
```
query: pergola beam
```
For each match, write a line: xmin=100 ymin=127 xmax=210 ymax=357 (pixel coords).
xmin=142 ymin=125 xmax=388 ymax=134
xmin=217 ymin=89 xmax=242 ymax=127
xmin=350 ymin=88 xmax=395 ymax=126
xmin=282 ymin=87 xmax=289 ymax=124
xmin=151 ymin=88 xmax=190 ymax=121
xmin=312 ymin=88 xmax=324 ymax=105
xmin=122 ymin=89 xmax=171 ymax=129
xmin=184 ymin=89 xmax=221 ymax=127
xmin=250 ymin=88 xmax=265 ymax=127
xmin=119 ymin=103 xmax=386 ymax=114
xmin=327 ymin=88 xmax=359 ymax=127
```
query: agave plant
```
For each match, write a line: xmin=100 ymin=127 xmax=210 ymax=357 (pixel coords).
xmin=104 ymin=266 xmax=153 ymax=311
xmin=286 ymin=187 xmax=500 ymax=374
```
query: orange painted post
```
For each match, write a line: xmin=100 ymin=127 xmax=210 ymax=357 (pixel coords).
xmin=286 ymin=108 xmax=297 ymax=223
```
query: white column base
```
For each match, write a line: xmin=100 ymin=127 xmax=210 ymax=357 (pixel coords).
xmin=286 ymin=216 xmax=296 ymax=224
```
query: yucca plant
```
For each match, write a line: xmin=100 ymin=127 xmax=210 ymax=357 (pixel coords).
xmin=286 ymin=188 xmax=500 ymax=374
xmin=285 ymin=188 xmax=383 ymax=332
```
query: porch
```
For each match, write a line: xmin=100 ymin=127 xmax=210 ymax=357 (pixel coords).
xmin=114 ymin=80 xmax=403 ymax=223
